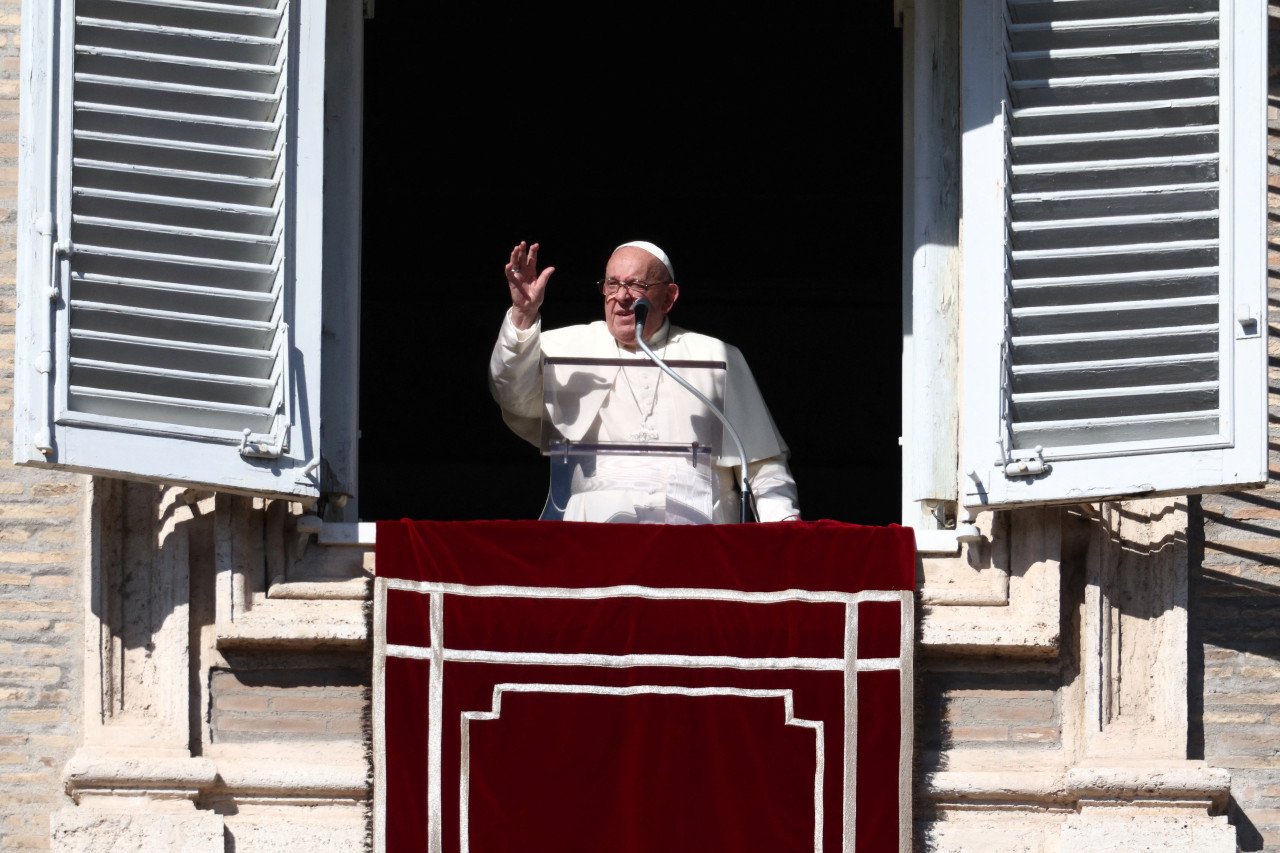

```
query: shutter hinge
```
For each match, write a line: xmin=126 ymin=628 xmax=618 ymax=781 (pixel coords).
xmin=33 ymin=427 xmax=52 ymax=456
xmin=1003 ymin=445 xmax=1048 ymax=478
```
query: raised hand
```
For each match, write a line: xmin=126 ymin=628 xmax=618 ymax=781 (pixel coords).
xmin=506 ymin=241 xmax=555 ymax=330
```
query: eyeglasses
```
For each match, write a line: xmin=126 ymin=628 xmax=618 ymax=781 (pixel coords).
xmin=597 ymin=279 xmax=667 ymax=297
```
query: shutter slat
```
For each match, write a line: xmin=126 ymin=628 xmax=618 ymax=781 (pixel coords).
xmin=74 ymin=49 xmax=284 ymax=94
xmin=74 ymin=158 xmax=279 ymax=206
xmin=1010 ymin=69 xmax=1219 ymax=109
xmin=76 ymin=43 xmax=283 ymax=74
xmin=1012 ymin=266 xmax=1219 ymax=307
xmin=73 ymin=270 xmax=276 ymax=300
xmin=1011 ymin=211 xmax=1217 ymax=250
xmin=1011 ymin=380 xmax=1219 ymax=422
xmin=1010 ymin=411 xmax=1221 ymax=448
xmin=88 ymin=0 xmax=285 ymax=13
xmin=1011 ymin=183 xmax=1217 ymax=219
xmin=71 ymin=276 xmax=275 ymax=322
xmin=73 ymin=242 xmax=278 ymax=273
xmin=74 ymin=73 xmax=282 ymax=123
xmin=1008 ymin=292 xmax=1208 ymax=318
xmin=73 ymin=102 xmax=280 ymax=150
xmin=75 ymin=18 xmax=283 ymax=67
xmin=71 ymin=359 xmax=275 ymax=408
xmin=69 ymin=298 xmax=277 ymax=335
xmin=70 ymin=329 xmax=277 ymax=377
xmin=1013 ymin=125 xmax=1218 ymax=164
xmin=74 ymin=129 xmax=281 ymax=162
xmin=70 ymin=358 xmax=274 ymax=387
xmin=1011 ymin=352 xmax=1217 ymax=393
xmin=74 ymin=188 xmax=278 ymax=234
xmin=68 ymin=385 xmax=278 ymax=432
xmin=69 ymin=301 xmax=279 ymax=351
xmin=73 ymin=217 xmax=280 ymax=265
xmin=1012 ymin=97 xmax=1219 ymax=134
xmin=78 ymin=1 xmax=284 ymax=38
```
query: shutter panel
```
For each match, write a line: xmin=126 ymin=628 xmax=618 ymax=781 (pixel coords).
xmin=960 ymin=0 xmax=1266 ymax=508
xmin=16 ymin=0 xmax=326 ymax=498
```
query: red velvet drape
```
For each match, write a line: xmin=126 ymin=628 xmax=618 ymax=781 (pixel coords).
xmin=377 ymin=520 xmax=914 ymax=852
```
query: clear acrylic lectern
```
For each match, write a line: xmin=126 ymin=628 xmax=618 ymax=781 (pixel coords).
xmin=540 ymin=356 xmax=727 ymax=524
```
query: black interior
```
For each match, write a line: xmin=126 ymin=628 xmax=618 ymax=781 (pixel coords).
xmin=359 ymin=6 xmax=904 ymax=524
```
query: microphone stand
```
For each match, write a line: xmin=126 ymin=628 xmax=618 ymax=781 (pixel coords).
xmin=634 ymin=299 xmax=756 ymax=523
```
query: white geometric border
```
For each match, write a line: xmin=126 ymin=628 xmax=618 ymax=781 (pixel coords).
xmin=458 ymin=684 xmax=824 ymax=853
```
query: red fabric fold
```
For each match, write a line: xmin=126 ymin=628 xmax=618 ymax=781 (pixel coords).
xmin=376 ymin=519 xmax=915 ymax=593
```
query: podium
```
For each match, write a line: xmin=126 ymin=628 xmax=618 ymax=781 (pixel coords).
xmin=373 ymin=520 xmax=915 ymax=852
xmin=539 ymin=356 xmax=727 ymax=524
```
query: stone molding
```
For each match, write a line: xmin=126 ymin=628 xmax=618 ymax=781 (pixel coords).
xmin=920 ymin=506 xmax=1062 ymax=655
xmin=214 ymin=495 xmax=369 ymax=648
xmin=923 ymin=762 xmax=1230 ymax=811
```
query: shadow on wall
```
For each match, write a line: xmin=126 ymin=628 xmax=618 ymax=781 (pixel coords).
xmin=1190 ymin=477 xmax=1280 ymax=853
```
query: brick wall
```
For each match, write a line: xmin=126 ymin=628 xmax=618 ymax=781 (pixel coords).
xmin=1188 ymin=5 xmax=1280 ymax=851
xmin=0 ymin=3 xmax=90 ymax=849
xmin=918 ymin=659 xmax=1062 ymax=763
xmin=210 ymin=666 xmax=367 ymax=744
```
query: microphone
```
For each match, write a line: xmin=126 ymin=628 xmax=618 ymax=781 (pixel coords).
xmin=634 ymin=297 xmax=651 ymax=340
xmin=630 ymin=297 xmax=757 ymax=522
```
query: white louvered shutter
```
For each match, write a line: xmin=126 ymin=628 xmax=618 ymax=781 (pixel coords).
xmin=960 ymin=0 xmax=1266 ymax=508
xmin=15 ymin=0 xmax=326 ymax=498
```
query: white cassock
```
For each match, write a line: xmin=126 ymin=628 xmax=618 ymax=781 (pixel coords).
xmin=489 ymin=309 xmax=800 ymax=524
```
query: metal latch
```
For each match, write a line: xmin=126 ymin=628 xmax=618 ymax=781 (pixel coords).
xmin=239 ymin=427 xmax=287 ymax=459
xmin=1003 ymin=445 xmax=1047 ymax=478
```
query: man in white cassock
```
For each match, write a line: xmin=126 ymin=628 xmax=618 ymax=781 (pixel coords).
xmin=489 ymin=240 xmax=800 ymax=524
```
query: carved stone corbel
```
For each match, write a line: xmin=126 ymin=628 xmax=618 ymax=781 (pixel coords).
xmin=51 ymin=480 xmax=223 ymax=851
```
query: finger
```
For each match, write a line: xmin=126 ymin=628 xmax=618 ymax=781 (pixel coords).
xmin=528 ymin=242 xmax=540 ymax=270
xmin=508 ymin=243 xmax=523 ymax=275
xmin=537 ymin=266 xmax=555 ymax=290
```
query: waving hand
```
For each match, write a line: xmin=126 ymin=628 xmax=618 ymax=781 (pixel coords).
xmin=506 ymin=241 xmax=555 ymax=330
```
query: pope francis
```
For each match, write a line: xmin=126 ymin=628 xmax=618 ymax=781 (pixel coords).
xmin=488 ymin=239 xmax=800 ymax=524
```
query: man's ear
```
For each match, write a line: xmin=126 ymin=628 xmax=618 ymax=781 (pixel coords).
xmin=663 ymin=283 xmax=679 ymax=312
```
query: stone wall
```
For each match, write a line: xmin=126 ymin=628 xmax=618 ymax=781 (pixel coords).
xmin=0 ymin=3 xmax=90 ymax=849
xmin=1188 ymin=6 xmax=1280 ymax=850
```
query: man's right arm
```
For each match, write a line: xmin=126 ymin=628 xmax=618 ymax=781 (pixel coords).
xmin=488 ymin=308 xmax=543 ymax=422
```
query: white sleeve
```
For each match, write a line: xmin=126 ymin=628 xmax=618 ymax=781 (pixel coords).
xmin=748 ymin=455 xmax=800 ymax=522
xmin=488 ymin=309 xmax=544 ymax=445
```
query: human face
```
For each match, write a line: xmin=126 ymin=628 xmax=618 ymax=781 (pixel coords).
xmin=603 ymin=247 xmax=679 ymax=346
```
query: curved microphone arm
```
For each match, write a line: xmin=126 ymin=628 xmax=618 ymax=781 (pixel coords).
xmin=634 ymin=299 xmax=755 ymax=523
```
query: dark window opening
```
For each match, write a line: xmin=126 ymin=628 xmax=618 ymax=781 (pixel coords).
xmin=359 ymin=7 xmax=903 ymax=524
